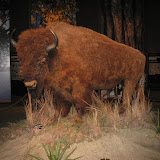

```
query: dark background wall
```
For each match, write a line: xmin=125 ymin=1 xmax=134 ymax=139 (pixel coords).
xmin=144 ymin=1 xmax=160 ymax=89
xmin=144 ymin=0 xmax=160 ymax=53
xmin=10 ymin=0 xmax=31 ymax=52
xmin=77 ymin=0 xmax=101 ymax=32
xmin=10 ymin=0 xmax=31 ymax=96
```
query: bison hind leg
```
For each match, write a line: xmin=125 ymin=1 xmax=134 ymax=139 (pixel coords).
xmin=123 ymin=78 xmax=140 ymax=107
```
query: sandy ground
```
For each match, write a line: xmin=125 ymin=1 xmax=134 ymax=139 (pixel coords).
xmin=0 ymin=127 xmax=160 ymax=160
xmin=67 ymin=128 xmax=160 ymax=160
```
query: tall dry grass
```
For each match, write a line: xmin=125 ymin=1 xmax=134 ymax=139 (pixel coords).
xmin=24 ymin=84 xmax=151 ymax=134
xmin=25 ymin=89 xmax=56 ymax=128
xmin=86 ymin=85 xmax=151 ymax=132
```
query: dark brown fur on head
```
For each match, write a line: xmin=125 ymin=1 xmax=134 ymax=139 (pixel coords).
xmin=16 ymin=28 xmax=56 ymax=97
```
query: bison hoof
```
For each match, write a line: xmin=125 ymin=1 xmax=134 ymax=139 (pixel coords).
xmin=72 ymin=116 xmax=83 ymax=127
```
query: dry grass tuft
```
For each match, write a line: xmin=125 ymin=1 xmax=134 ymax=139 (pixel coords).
xmin=132 ymin=85 xmax=151 ymax=119
xmin=123 ymin=85 xmax=152 ymax=128
xmin=90 ymin=92 xmax=121 ymax=131
xmin=25 ymin=89 xmax=56 ymax=128
xmin=86 ymin=85 xmax=152 ymax=132
xmin=156 ymin=134 xmax=160 ymax=140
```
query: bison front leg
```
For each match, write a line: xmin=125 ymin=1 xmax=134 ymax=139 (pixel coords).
xmin=50 ymin=95 xmax=71 ymax=123
xmin=72 ymin=84 xmax=92 ymax=125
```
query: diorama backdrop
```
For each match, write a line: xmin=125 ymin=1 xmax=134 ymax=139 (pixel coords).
xmin=0 ymin=1 xmax=10 ymax=102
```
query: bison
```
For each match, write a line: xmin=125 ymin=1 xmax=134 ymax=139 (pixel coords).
xmin=11 ymin=22 xmax=146 ymax=124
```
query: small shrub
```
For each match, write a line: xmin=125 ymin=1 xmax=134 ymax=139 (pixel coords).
xmin=146 ymin=108 xmax=160 ymax=134
xmin=30 ymin=140 xmax=82 ymax=160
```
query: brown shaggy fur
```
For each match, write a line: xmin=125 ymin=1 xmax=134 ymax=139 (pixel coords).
xmin=16 ymin=22 xmax=146 ymax=122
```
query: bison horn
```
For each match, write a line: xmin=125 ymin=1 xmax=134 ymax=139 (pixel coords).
xmin=46 ymin=29 xmax=58 ymax=52
xmin=10 ymin=29 xmax=17 ymax=48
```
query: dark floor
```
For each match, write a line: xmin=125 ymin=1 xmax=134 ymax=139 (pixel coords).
xmin=0 ymin=95 xmax=26 ymax=127
xmin=0 ymin=90 xmax=160 ymax=128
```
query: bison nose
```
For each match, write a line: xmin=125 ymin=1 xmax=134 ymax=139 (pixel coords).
xmin=24 ymin=80 xmax=37 ymax=89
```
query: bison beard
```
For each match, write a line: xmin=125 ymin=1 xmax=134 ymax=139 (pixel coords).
xmin=11 ymin=22 xmax=146 ymax=124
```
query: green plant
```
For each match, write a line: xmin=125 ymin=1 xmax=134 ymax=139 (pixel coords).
xmin=156 ymin=108 xmax=160 ymax=133
xmin=30 ymin=140 xmax=82 ymax=160
xmin=146 ymin=108 xmax=160 ymax=134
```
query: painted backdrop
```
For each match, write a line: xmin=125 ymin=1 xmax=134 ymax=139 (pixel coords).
xmin=0 ymin=1 xmax=11 ymax=102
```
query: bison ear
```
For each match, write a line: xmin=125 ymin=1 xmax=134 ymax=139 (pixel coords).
xmin=46 ymin=29 xmax=58 ymax=53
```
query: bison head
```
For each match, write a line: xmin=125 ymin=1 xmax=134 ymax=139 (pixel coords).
xmin=11 ymin=27 xmax=58 ymax=97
